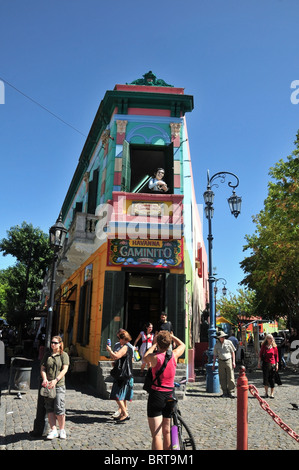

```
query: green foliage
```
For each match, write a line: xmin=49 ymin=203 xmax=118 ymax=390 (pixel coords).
xmin=0 ymin=222 xmax=53 ymax=327
xmin=240 ymin=132 xmax=299 ymax=327
xmin=217 ymin=288 xmax=257 ymax=324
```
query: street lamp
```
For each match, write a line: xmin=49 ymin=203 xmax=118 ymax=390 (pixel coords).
xmin=32 ymin=212 xmax=67 ymax=437
xmin=214 ymin=278 xmax=228 ymax=316
xmin=203 ymin=170 xmax=241 ymax=393
xmin=45 ymin=213 xmax=67 ymax=350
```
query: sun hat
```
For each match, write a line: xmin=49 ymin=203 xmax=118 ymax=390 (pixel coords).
xmin=216 ymin=331 xmax=228 ymax=339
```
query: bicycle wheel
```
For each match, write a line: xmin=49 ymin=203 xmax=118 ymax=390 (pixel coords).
xmin=177 ymin=414 xmax=196 ymax=450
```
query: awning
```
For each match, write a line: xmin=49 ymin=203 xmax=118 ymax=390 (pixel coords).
xmin=216 ymin=316 xmax=235 ymax=325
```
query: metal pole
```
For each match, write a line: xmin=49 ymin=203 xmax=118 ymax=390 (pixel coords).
xmin=205 ymin=212 xmax=220 ymax=393
xmin=204 ymin=170 xmax=240 ymax=393
xmin=45 ymin=251 xmax=58 ymax=350
xmin=31 ymin=214 xmax=66 ymax=437
xmin=32 ymin=250 xmax=58 ymax=437
xmin=237 ymin=366 xmax=248 ymax=450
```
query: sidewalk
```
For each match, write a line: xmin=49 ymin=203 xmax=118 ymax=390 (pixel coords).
xmin=0 ymin=362 xmax=299 ymax=451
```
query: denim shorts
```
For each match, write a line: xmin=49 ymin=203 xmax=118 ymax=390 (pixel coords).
xmin=44 ymin=386 xmax=66 ymax=415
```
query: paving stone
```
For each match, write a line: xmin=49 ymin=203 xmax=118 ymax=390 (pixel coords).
xmin=1 ymin=363 xmax=298 ymax=451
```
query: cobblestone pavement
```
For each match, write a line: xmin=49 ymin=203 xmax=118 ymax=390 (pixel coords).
xmin=0 ymin=363 xmax=299 ymax=452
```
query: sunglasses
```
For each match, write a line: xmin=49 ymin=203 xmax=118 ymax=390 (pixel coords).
xmin=51 ymin=341 xmax=60 ymax=345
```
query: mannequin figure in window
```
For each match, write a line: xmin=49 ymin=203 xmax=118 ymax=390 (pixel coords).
xmin=148 ymin=168 xmax=168 ymax=192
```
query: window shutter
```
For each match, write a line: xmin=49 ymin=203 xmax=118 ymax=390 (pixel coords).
xmin=100 ymin=271 xmax=126 ymax=355
xmin=76 ymin=280 xmax=92 ymax=346
xmin=164 ymin=142 xmax=174 ymax=194
xmin=121 ymin=140 xmax=131 ymax=192
xmin=77 ymin=286 xmax=86 ymax=343
xmin=165 ymin=273 xmax=186 ymax=345
xmin=83 ymin=280 xmax=92 ymax=345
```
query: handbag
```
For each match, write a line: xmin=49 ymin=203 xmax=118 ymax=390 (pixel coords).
xmin=40 ymin=386 xmax=56 ymax=399
xmin=110 ymin=348 xmax=133 ymax=383
xmin=134 ymin=349 xmax=141 ymax=362
xmin=40 ymin=353 xmax=60 ymax=399
xmin=274 ymin=370 xmax=282 ymax=386
xmin=143 ymin=350 xmax=173 ymax=393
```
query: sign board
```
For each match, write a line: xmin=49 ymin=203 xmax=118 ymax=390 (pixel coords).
xmin=130 ymin=202 xmax=165 ymax=216
xmin=108 ymin=239 xmax=183 ymax=268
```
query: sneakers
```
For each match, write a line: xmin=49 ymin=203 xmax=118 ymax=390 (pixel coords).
xmin=59 ymin=429 xmax=67 ymax=439
xmin=46 ymin=429 xmax=66 ymax=439
xmin=47 ymin=429 xmax=58 ymax=440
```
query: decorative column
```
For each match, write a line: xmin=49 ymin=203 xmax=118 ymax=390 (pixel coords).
xmin=170 ymin=122 xmax=181 ymax=147
xmin=83 ymin=172 xmax=90 ymax=213
xmin=116 ymin=120 xmax=128 ymax=145
xmin=101 ymin=129 xmax=110 ymax=153
xmin=114 ymin=120 xmax=128 ymax=190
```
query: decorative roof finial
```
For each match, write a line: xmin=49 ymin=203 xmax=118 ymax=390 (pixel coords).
xmin=127 ymin=71 xmax=174 ymax=87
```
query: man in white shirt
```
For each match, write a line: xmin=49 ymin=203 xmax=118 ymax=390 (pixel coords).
xmin=212 ymin=331 xmax=236 ymax=398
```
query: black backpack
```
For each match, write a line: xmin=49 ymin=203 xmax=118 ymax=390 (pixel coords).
xmin=143 ymin=350 xmax=173 ymax=393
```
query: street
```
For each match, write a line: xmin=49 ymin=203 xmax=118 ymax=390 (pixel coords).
xmin=0 ymin=362 xmax=298 ymax=452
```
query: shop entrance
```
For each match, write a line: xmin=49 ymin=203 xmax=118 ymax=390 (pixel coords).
xmin=124 ymin=272 xmax=164 ymax=343
xmin=100 ymin=270 xmax=185 ymax=357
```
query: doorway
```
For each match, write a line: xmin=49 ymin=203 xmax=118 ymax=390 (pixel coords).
xmin=100 ymin=270 xmax=186 ymax=356
xmin=124 ymin=272 xmax=164 ymax=343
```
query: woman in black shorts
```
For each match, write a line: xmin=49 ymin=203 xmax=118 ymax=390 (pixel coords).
xmin=143 ymin=331 xmax=185 ymax=450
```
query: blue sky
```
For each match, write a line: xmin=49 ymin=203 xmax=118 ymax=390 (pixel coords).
xmin=0 ymin=0 xmax=298 ymax=296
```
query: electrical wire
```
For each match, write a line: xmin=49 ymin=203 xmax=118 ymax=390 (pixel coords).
xmin=0 ymin=75 xmax=87 ymax=137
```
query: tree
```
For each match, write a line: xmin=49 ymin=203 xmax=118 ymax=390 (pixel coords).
xmin=240 ymin=132 xmax=299 ymax=328
xmin=0 ymin=271 xmax=9 ymax=317
xmin=0 ymin=222 xmax=53 ymax=328
xmin=217 ymin=288 xmax=257 ymax=325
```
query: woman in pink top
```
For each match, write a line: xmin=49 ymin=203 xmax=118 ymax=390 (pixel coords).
xmin=143 ymin=331 xmax=185 ymax=450
xmin=258 ymin=334 xmax=279 ymax=399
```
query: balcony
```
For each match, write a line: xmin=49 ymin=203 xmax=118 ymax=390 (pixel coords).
xmin=58 ymin=212 xmax=99 ymax=280
xmin=103 ymin=191 xmax=184 ymax=240
xmin=56 ymin=192 xmax=184 ymax=281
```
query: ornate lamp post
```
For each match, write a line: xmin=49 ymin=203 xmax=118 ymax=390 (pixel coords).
xmin=32 ymin=213 xmax=67 ymax=437
xmin=203 ymin=170 xmax=241 ymax=393
xmin=45 ymin=213 xmax=67 ymax=349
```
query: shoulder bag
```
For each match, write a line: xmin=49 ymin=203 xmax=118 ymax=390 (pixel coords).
xmin=40 ymin=353 xmax=61 ymax=399
xmin=110 ymin=346 xmax=133 ymax=383
xmin=40 ymin=385 xmax=56 ymax=399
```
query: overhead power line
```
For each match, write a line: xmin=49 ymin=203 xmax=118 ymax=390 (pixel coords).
xmin=0 ymin=75 xmax=87 ymax=138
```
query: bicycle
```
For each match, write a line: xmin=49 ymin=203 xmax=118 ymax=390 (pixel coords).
xmin=168 ymin=380 xmax=197 ymax=450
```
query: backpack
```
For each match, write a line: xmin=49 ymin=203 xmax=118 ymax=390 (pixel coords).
xmin=143 ymin=350 xmax=173 ymax=393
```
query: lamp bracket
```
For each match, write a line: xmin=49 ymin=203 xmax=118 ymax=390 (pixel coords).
xmin=207 ymin=170 xmax=240 ymax=192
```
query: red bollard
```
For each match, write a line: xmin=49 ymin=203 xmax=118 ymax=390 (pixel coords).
xmin=237 ymin=365 xmax=248 ymax=450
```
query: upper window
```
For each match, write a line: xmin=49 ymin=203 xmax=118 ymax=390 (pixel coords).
xmin=121 ymin=142 xmax=174 ymax=194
